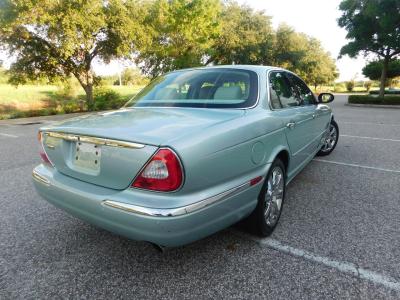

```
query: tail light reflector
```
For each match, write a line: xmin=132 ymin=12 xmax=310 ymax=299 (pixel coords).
xmin=38 ymin=131 xmax=53 ymax=166
xmin=132 ymin=148 xmax=183 ymax=192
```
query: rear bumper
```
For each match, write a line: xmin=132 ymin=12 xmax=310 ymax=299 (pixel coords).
xmin=32 ymin=164 xmax=264 ymax=247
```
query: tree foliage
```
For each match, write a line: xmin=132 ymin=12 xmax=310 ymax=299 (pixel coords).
xmin=338 ymin=0 xmax=400 ymax=97
xmin=118 ymin=68 xmax=149 ymax=85
xmin=206 ymin=1 xmax=274 ymax=65
xmin=273 ymin=24 xmax=338 ymax=88
xmin=136 ymin=0 xmax=221 ymax=77
xmin=362 ymin=60 xmax=400 ymax=81
xmin=0 ymin=0 xmax=149 ymax=109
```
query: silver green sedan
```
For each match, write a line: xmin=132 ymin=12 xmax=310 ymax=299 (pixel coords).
xmin=32 ymin=65 xmax=339 ymax=248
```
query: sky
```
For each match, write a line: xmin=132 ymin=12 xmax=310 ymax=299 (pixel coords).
xmin=1 ymin=0 xmax=371 ymax=81
xmin=237 ymin=0 xmax=369 ymax=81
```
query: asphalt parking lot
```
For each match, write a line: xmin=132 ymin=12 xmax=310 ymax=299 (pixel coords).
xmin=1 ymin=95 xmax=400 ymax=299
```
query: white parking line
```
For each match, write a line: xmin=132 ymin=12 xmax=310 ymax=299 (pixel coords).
xmin=340 ymin=121 xmax=400 ymax=127
xmin=341 ymin=134 xmax=400 ymax=143
xmin=314 ymin=159 xmax=400 ymax=174
xmin=0 ymin=133 xmax=18 ymax=138
xmin=255 ymin=238 xmax=400 ymax=292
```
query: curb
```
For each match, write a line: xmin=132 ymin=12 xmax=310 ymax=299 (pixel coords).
xmin=0 ymin=112 xmax=92 ymax=125
xmin=345 ymin=103 xmax=400 ymax=109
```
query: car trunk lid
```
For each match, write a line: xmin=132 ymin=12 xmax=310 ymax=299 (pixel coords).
xmin=42 ymin=132 xmax=158 ymax=190
xmin=40 ymin=107 xmax=244 ymax=190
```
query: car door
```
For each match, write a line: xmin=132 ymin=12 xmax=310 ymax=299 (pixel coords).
xmin=286 ymin=73 xmax=321 ymax=155
xmin=268 ymin=71 xmax=315 ymax=172
xmin=287 ymin=73 xmax=332 ymax=150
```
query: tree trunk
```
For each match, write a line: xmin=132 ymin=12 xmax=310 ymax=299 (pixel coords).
xmin=379 ymin=56 xmax=390 ymax=98
xmin=74 ymin=69 xmax=95 ymax=111
xmin=85 ymin=84 xmax=94 ymax=111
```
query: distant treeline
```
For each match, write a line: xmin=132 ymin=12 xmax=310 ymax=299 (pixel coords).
xmin=0 ymin=0 xmax=338 ymax=109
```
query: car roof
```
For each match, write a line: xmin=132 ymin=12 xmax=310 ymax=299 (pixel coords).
xmin=171 ymin=65 xmax=285 ymax=73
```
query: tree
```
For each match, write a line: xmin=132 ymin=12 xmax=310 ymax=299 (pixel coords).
xmin=306 ymin=54 xmax=339 ymax=90
xmin=365 ymin=81 xmax=372 ymax=92
xmin=136 ymin=0 xmax=221 ymax=78
xmin=118 ymin=68 xmax=148 ymax=85
xmin=273 ymin=24 xmax=338 ymax=88
xmin=0 ymin=0 xmax=149 ymax=109
xmin=346 ymin=80 xmax=355 ymax=92
xmin=206 ymin=1 xmax=275 ymax=65
xmin=338 ymin=0 xmax=400 ymax=97
xmin=362 ymin=60 xmax=400 ymax=87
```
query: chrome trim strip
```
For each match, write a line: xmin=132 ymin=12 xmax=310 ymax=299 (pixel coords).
xmin=32 ymin=170 xmax=50 ymax=186
xmin=102 ymin=179 xmax=261 ymax=217
xmin=44 ymin=132 xmax=145 ymax=149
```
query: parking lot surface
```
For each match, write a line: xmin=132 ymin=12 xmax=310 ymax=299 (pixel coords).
xmin=1 ymin=95 xmax=400 ymax=299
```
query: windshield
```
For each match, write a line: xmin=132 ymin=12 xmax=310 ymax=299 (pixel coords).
xmin=126 ymin=68 xmax=258 ymax=109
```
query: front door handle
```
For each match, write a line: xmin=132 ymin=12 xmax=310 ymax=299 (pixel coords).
xmin=312 ymin=114 xmax=316 ymax=119
xmin=286 ymin=122 xmax=296 ymax=129
xmin=316 ymin=106 xmax=330 ymax=112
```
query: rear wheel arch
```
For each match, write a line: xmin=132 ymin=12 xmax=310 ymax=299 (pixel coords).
xmin=275 ymin=150 xmax=289 ymax=173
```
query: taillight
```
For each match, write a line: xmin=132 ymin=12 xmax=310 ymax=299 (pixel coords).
xmin=132 ymin=148 xmax=183 ymax=192
xmin=38 ymin=131 xmax=53 ymax=166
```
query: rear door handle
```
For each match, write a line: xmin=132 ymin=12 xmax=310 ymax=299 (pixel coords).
xmin=286 ymin=122 xmax=296 ymax=129
xmin=312 ymin=114 xmax=316 ymax=119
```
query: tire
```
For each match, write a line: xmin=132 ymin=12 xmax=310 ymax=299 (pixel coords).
xmin=250 ymin=158 xmax=286 ymax=237
xmin=317 ymin=119 xmax=339 ymax=156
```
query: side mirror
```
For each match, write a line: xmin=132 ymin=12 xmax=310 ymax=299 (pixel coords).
xmin=318 ymin=93 xmax=334 ymax=103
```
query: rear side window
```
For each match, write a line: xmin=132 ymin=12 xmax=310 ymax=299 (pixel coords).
xmin=287 ymin=73 xmax=316 ymax=105
xmin=269 ymin=72 xmax=299 ymax=109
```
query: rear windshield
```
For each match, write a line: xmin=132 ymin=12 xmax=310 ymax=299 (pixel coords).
xmin=126 ymin=68 xmax=258 ymax=109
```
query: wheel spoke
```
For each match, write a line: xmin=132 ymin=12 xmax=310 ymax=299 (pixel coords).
xmin=275 ymin=196 xmax=283 ymax=211
xmin=264 ymin=166 xmax=285 ymax=227
xmin=321 ymin=124 xmax=337 ymax=152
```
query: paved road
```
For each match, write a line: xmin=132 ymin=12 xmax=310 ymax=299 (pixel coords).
xmin=1 ymin=95 xmax=400 ymax=299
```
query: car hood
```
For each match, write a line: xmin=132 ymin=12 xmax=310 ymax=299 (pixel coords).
xmin=41 ymin=107 xmax=245 ymax=146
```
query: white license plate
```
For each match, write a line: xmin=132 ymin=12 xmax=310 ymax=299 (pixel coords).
xmin=73 ymin=142 xmax=101 ymax=172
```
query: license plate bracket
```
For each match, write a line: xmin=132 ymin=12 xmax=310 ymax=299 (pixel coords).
xmin=73 ymin=142 xmax=101 ymax=173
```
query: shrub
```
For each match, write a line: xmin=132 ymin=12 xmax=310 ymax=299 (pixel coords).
xmin=369 ymin=89 xmax=400 ymax=95
xmin=365 ymin=81 xmax=372 ymax=92
xmin=6 ymin=108 xmax=59 ymax=119
xmin=93 ymin=88 xmax=125 ymax=111
xmin=60 ymin=101 xmax=82 ymax=114
xmin=348 ymin=95 xmax=400 ymax=105
xmin=334 ymin=83 xmax=346 ymax=93
xmin=346 ymin=81 xmax=355 ymax=92
xmin=56 ymin=78 xmax=80 ymax=99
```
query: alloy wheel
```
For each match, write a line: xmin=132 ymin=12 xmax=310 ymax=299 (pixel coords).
xmin=264 ymin=166 xmax=284 ymax=227
xmin=321 ymin=124 xmax=338 ymax=153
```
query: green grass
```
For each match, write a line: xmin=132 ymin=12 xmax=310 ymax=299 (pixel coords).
xmin=0 ymin=84 xmax=58 ymax=109
xmin=0 ymin=83 xmax=144 ymax=120
xmin=110 ymin=85 xmax=144 ymax=100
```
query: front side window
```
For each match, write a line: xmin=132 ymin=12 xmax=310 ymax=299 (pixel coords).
xmin=269 ymin=72 xmax=299 ymax=109
xmin=287 ymin=73 xmax=316 ymax=105
xmin=125 ymin=68 xmax=258 ymax=109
